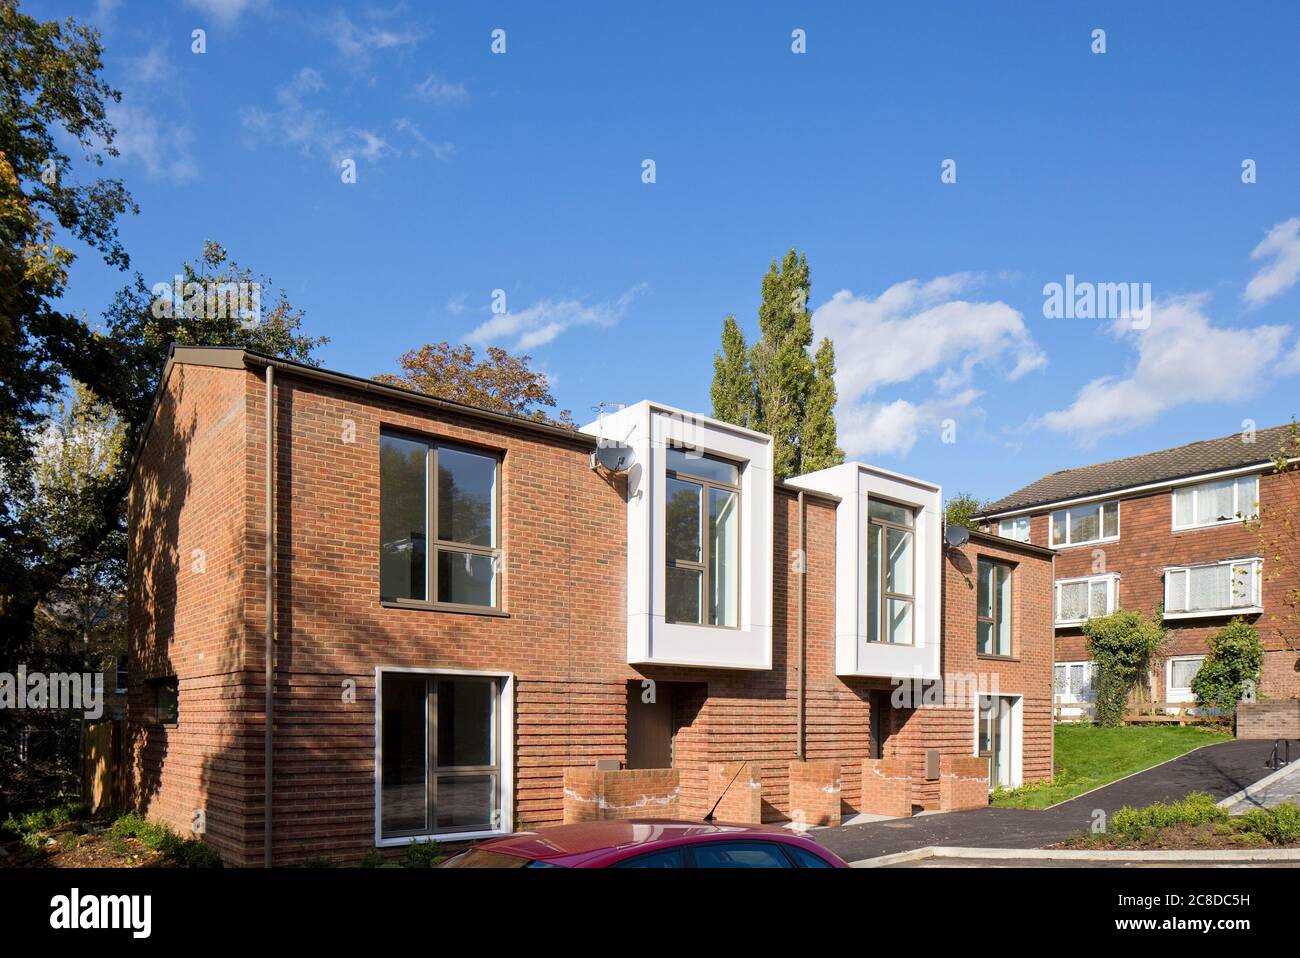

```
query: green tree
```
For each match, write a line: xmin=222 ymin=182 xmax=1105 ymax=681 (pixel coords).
xmin=801 ymin=336 xmax=844 ymax=473
xmin=944 ymin=493 xmax=988 ymax=531
xmin=709 ymin=249 xmax=843 ymax=479
xmin=709 ymin=315 xmax=756 ymax=429
xmin=1083 ymin=610 xmax=1167 ymax=726
xmin=1190 ymin=618 xmax=1264 ymax=713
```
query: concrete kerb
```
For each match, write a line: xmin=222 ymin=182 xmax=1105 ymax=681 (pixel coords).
xmin=851 ymin=845 xmax=1300 ymax=867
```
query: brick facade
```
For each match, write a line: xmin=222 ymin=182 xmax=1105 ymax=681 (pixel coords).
xmin=1236 ymin=700 xmax=1300 ymax=740
xmin=126 ymin=352 xmax=1056 ymax=864
xmin=1010 ymin=474 xmax=1300 ymax=703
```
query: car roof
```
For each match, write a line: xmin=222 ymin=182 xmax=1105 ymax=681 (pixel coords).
xmin=469 ymin=819 xmax=811 ymax=866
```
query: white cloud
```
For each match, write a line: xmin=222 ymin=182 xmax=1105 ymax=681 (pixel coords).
xmin=130 ymin=45 xmax=168 ymax=84
xmin=414 ymin=74 xmax=468 ymax=105
xmin=327 ymin=10 xmax=420 ymax=66
xmin=1038 ymin=294 xmax=1290 ymax=442
xmin=1244 ymin=216 xmax=1300 ymax=307
xmin=813 ymin=274 xmax=1046 ymax=402
xmin=184 ymin=0 xmax=258 ymax=23
xmin=106 ymin=102 xmax=197 ymax=183
xmin=241 ymin=68 xmax=394 ymax=168
xmin=465 ymin=285 xmax=648 ymax=351
xmin=838 ymin=390 xmax=980 ymax=459
xmin=811 ymin=273 xmax=1044 ymax=459
xmin=394 ymin=118 xmax=455 ymax=160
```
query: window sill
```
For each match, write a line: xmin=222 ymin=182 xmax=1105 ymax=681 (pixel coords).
xmin=377 ymin=828 xmax=508 ymax=847
xmin=381 ymin=600 xmax=510 ymax=618
xmin=1049 ymin=536 xmax=1120 ymax=552
xmin=1054 ymin=619 xmax=1088 ymax=629
xmin=977 ymin=654 xmax=1019 ymax=663
xmin=1164 ymin=606 xmax=1262 ymax=621
xmin=1171 ymin=518 xmax=1252 ymax=534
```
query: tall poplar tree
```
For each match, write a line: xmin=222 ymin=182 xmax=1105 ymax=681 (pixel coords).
xmin=801 ymin=336 xmax=844 ymax=473
xmin=709 ymin=315 xmax=756 ymax=428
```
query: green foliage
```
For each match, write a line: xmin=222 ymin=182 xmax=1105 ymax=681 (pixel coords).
xmin=108 ymin=811 xmax=222 ymax=867
xmin=402 ymin=838 xmax=444 ymax=867
xmin=296 ymin=855 xmax=337 ymax=868
xmin=710 ymin=315 xmax=756 ymax=429
xmin=944 ymin=493 xmax=988 ymax=532
xmin=1083 ymin=610 xmax=1166 ymax=726
xmin=1190 ymin=618 xmax=1264 ymax=712
xmin=801 ymin=337 xmax=844 ymax=473
xmin=710 ymin=249 xmax=843 ymax=480
xmin=359 ymin=850 xmax=385 ymax=868
xmin=1238 ymin=802 xmax=1300 ymax=844
xmin=3 ymin=800 xmax=87 ymax=837
xmin=1110 ymin=791 xmax=1226 ymax=839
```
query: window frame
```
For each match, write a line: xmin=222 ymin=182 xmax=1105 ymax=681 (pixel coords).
xmin=1053 ymin=660 xmax=1098 ymax=703
xmin=1162 ymin=557 xmax=1263 ymax=619
xmin=867 ymin=497 xmax=917 ymax=646
xmin=144 ymin=676 xmax=179 ymax=727
xmin=998 ymin=516 xmax=1031 ymax=543
xmin=976 ymin=557 xmax=1014 ymax=658
xmin=1053 ymin=572 xmax=1120 ymax=627
xmin=1048 ymin=499 xmax=1120 ymax=549
xmin=1171 ymin=474 xmax=1260 ymax=532
xmin=374 ymin=666 xmax=514 ymax=846
xmin=379 ymin=430 xmax=504 ymax=614
xmin=664 ymin=446 xmax=743 ymax=629
xmin=1165 ymin=654 xmax=1207 ymax=699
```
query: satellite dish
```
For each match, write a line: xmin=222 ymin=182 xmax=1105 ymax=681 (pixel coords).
xmin=594 ymin=441 xmax=635 ymax=474
xmin=944 ymin=525 xmax=970 ymax=549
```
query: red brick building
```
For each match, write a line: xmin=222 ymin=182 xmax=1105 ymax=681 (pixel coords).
xmin=125 ymin=346 xmax=1054 ymax=865
xmin=976 ymin=425 xmax=1300 ymax=711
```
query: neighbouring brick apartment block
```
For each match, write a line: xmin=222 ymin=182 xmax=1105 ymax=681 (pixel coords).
xmin=125 ymin=346 xmax=1054 ymax=866
xmin=976 ymin=424 xmax=1300 ymax=714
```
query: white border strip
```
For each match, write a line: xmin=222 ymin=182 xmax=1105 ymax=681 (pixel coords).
xmin=852 ymin=845 xmax=1300 ymax=867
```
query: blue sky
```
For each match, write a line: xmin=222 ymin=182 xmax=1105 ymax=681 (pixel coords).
xmin=44 ymin=0 xmax=1300 ymax=502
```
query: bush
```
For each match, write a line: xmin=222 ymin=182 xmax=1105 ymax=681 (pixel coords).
xmin=1084 ymin=610 xmax=1166 ymax=726
xmin=1110 ymin=791 xmax=1226 ymax=839
xmin=1238 ymin=802 xmax=1300 ymax=844
xmin=359 ymin=850 xmax=384 ymax=868
xmin=1190 ymin=618 xmax=1264 ymax=712
xmin=108 ymin=811 xmax=222 ymax=866
xmin=402 ymin=838 xmax=443 ymax=868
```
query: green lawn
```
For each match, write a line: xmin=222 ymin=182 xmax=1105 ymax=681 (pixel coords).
xmin=990 ymin=723 xmax=1232 ymax=809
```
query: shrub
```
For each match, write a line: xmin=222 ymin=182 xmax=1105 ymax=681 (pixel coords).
xmin=1110 ymin=791 xmax=1226 ymax=839
xmin=107 ymin=812 xmax=222 ymax=866
xmin=359 ymin=850 xmax=384 ymax=868
xmin=1191 ymin=618 xmax=1264 ymax=712
xmin=1238 ymin=802 xmax=1300 ymax=844
xmin=402 ymin=838 xmax=443 ymax=868
xmin=1084 ymin=610 xmax=1166 ymax=726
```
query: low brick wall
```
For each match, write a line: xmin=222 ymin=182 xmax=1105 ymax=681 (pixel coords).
xmin=788 ymin=760 xmax=841 ymax=827
xmin=1237 ymin=700 xmax=1300 ymax=739
xmin=562 ymin=767 xmax=680 ymax=824
xmin=860 ymin=758 xmax=912 ymax=817
xmin=938 ymin=756 xmax=988 ymax=812
xmin=707 ymin=762 xmax=763 ymax=823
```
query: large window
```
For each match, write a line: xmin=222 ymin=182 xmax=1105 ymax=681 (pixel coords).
xmin=1166 ymin=655 xmax=1206 ymax=702
xmin=379 ymin=671 xmax=502 ymax=839
xmin=1054 ymin=573 xmax=1119 ymax=626
xmin=976 ymin=558 xmax=1013 ymax=656
xmin=1049 ymin=500 xmax=1119 ymax=547
xmin=665 ymin=447 xmax=740 ymax=627
xmin=1172 ymin=475 xmax=1259 ymax=530
xmin=380 ymin=433 xmax=500 ymax=609
xmin=998 ymin=516 xmax=1031 ymax=543
xmin=1164 ymin=558 xmax=1262 ymax=616
xmin=867 ymin=498 xmax=915 ymax=645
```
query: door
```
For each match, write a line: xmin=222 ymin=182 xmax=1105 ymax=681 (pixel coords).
xmin=627 ymin=682 xmax=675 ymax=769
xmin=977 ymin=695 xmax=1015 ymax=791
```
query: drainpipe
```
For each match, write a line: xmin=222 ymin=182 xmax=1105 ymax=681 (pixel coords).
xmin=796 ymin=490 xmax=806 ymax=759
xmin=263 ymin=365 xmax=275 ymax=868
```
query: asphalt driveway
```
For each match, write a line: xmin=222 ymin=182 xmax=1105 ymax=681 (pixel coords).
xmin=814 ymin=738 xmax=1283 ymax=863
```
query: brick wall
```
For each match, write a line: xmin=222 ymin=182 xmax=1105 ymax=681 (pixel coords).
xmin=562 ymin=768 xmax=680 ymax=823
xmin=859 ymin=758 xmax=911 ymax=817
xmin=1025 ymin=473 xmax=1300 ymax=701
xmin=1237 ymin=700 xmax=1300 ymax=739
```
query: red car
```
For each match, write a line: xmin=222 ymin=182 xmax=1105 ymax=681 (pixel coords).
xmin=437 ymin=819 xmax=849 ymax=868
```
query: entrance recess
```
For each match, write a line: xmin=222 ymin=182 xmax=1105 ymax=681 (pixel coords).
xmin=977 ymin=694 xmax=1021 ymax=791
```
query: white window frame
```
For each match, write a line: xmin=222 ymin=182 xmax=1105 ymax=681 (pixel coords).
xmin=1171 ymin=474 xmax=1260 ymax=531
xmin=998 ymin=516 xmax=1031 ymax=543
xmin=373 ymin=666 xmax=515 ymax=847
xmin=1162 ymin=557 xmax=1263 ymax=620
xmin=1053 ymin=660 xmax=1098 ymax=704
xmin=1048 ymin=499 xmax=1120 ymax=549
xmin=1053 ymin=573 xmax=1120 ymax=627
xmin=1165 ymin=655 xmax=1206 ymax=703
